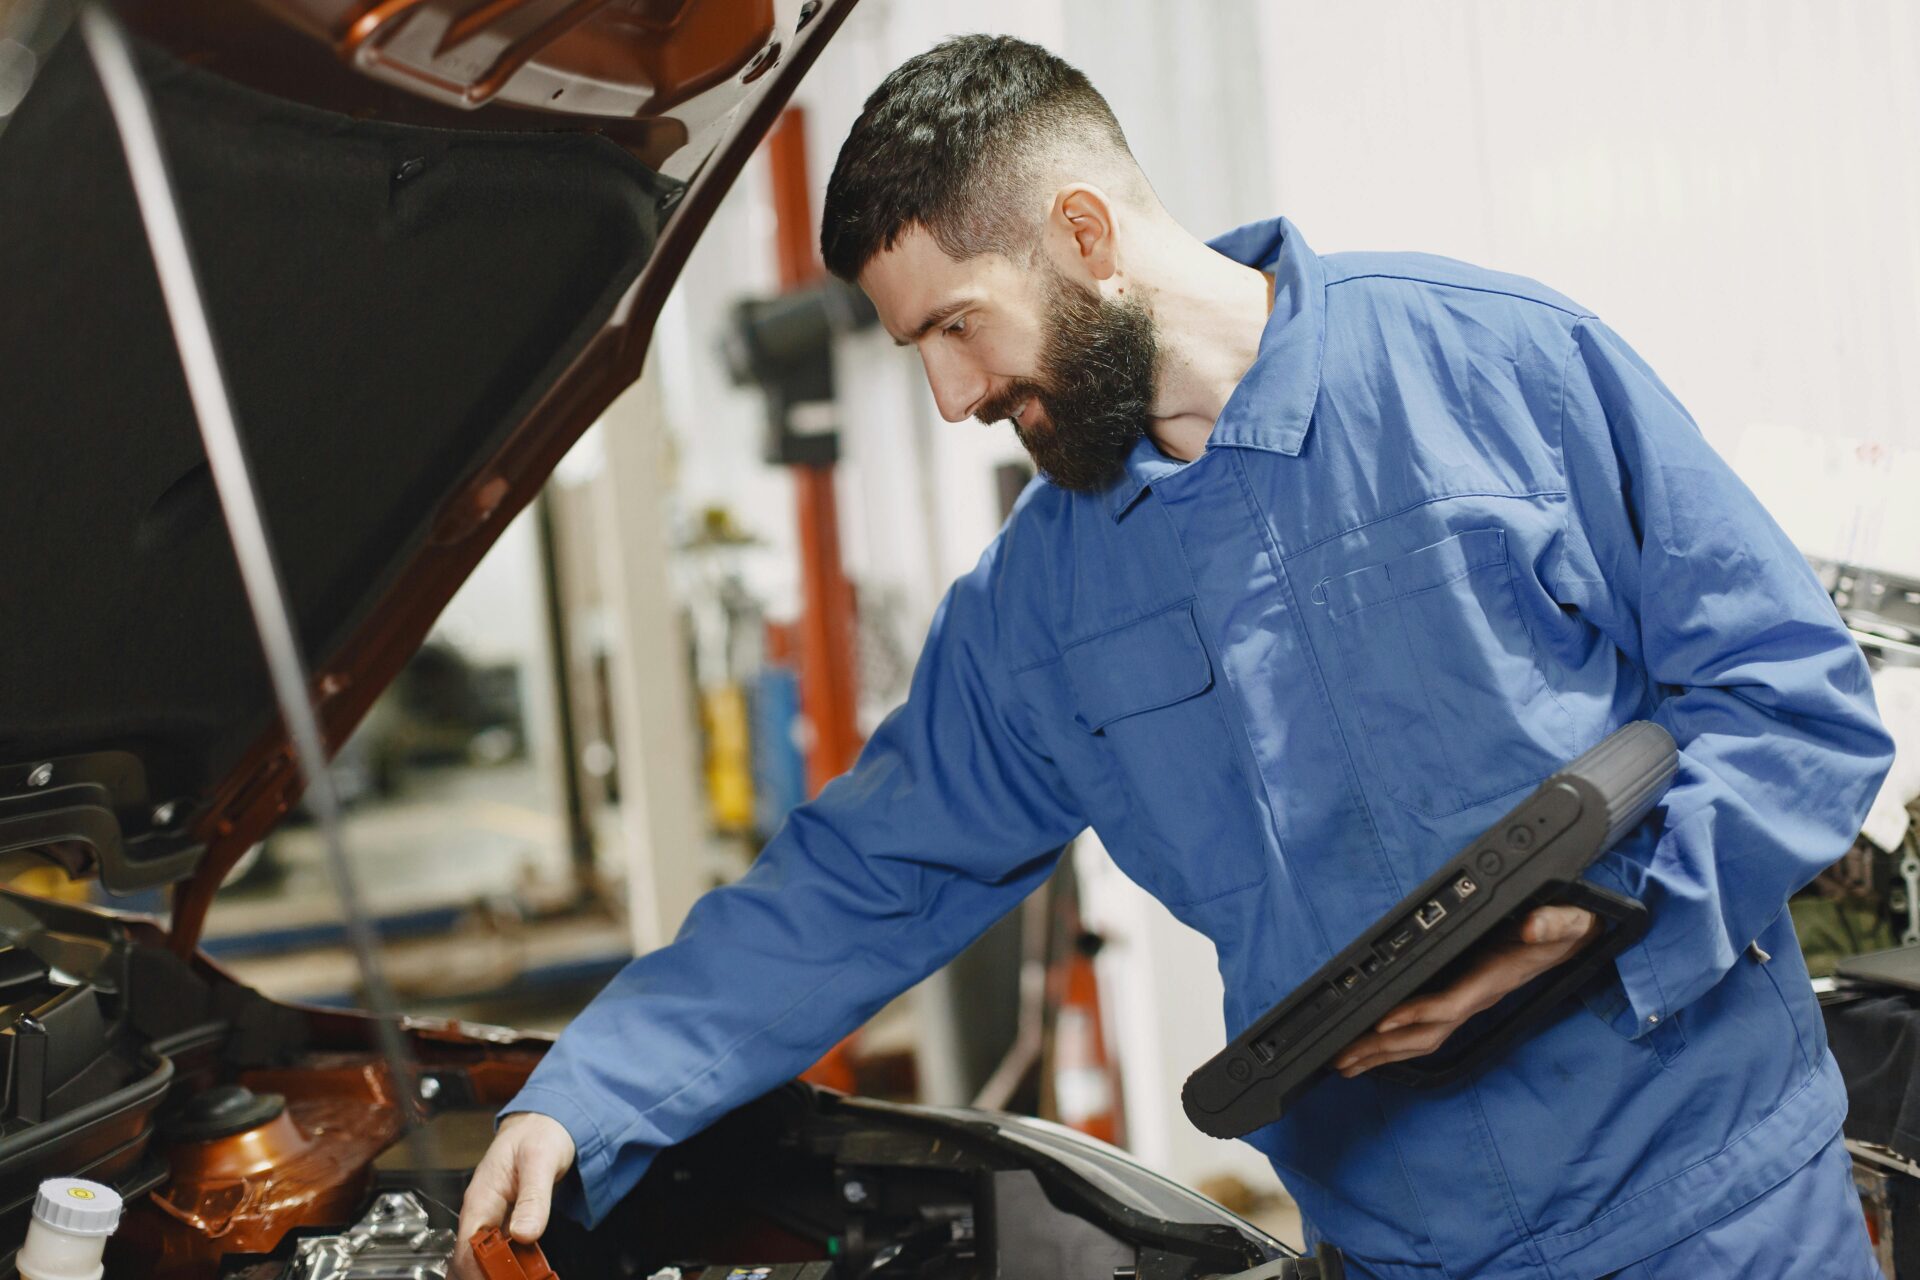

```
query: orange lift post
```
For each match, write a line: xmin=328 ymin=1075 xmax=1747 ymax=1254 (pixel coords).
xmin=763 ymin=106 xmax=864 ymax=1094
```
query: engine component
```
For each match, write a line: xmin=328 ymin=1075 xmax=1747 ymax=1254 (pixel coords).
xmin=118 ymin=1064 xmax=404 ymax=1275
xmin=19 ymin=1178 xmax=123 ymax=1280
xmin=284 ymin=1192 xmax=453 ymax=1279
xmin=166 ymin=1084 xmax=289 ymax=1142
xmin=468 ymin=1225 xmax=557 ymax=1279
xmin=0 ymin=894 xmax=176 ymax=1257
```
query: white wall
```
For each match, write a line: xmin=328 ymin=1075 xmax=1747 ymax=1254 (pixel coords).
xmin=1255 ymin=0 xmax=1920 ymax=575
xmin=654 ymin=151 xmax=803 ymax=620
xmin=430 ymin=509 xmax=561 ymax=794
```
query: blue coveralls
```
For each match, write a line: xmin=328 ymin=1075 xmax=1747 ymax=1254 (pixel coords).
xmin=507 ymin=219 xmax=1894 ymax=1278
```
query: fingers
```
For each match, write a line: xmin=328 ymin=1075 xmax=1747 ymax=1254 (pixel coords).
xmin=510 ymin=1139 xmax=565 ymax=1241
xmin=1335 ymin=1018 xmax=1460 ymax=1076
xmin=454 ymin=1136 xmax=517 ymax=1280
xmin=1332 ymin=912 xmax=1605 ymax=1078
xmin=1330 ymin=905 xmax=1609 ymax=1079
xmin=1521 ymin=905 xmax=1598 ymax=946
xmin=1378 ymin=939 xmax=1534 ymax=1032
xmin=450 ymin=1236 xmax=486 ymax=1280
xmin=449 ymin=1116 xmax=578 ymax=1277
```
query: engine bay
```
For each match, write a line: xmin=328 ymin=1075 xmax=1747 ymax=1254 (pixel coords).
xmin=0 ymin=890 xmax=1300 ymax=1280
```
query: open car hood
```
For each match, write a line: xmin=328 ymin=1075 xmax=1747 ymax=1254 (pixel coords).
xmin=0 ymin=0 xmax=852 ymax=945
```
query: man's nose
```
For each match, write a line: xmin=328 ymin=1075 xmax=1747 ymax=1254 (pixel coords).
xmin=922 ymin=355 xmax=988 ymax=424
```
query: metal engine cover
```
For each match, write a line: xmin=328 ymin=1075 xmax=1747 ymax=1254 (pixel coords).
xmin=286 ymin=1192 xmax=453 ymax=1279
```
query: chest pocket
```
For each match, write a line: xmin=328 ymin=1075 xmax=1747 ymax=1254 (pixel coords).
xmin=1318 ymin=527 xmax=1578 ymax=817
xmin=1060 ymin=603 xmax=1265 ymax=908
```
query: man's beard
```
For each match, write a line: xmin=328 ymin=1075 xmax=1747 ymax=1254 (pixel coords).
xmin=976 ymin=266 xmax=1159 ymax=494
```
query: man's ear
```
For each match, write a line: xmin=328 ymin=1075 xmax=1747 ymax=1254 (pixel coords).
xmin=1048 ymin=184 xmax=1120 ymax=283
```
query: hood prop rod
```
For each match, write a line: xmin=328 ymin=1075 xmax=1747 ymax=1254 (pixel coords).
xmin=78 ymin=5 xmax=432 ymax=1144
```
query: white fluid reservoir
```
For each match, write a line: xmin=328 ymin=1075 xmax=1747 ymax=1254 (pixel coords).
xmin=18 ymin=1179 xmax=122 ymax=1280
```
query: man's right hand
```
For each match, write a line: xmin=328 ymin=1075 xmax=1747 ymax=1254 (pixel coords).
xmin=453 ymin=1111 xmax=577 ymax=1280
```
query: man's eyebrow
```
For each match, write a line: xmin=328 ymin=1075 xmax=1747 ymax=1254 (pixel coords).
xmin=892 ymin=299 xmax=971 ymax=347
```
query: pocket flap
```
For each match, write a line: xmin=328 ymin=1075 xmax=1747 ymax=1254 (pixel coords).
xmin=1063 ymin=604 xmax=1214 ymax=731
xmin=1319 ymin=527 xmax=1508 ymax=619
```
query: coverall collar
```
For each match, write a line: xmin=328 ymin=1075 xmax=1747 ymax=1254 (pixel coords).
xmin=1108 ymin=215 xmax=1327 ymax=520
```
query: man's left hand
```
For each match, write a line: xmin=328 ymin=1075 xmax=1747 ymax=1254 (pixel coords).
xmin=1332 ymin=905 xmax=1602 ymax=1078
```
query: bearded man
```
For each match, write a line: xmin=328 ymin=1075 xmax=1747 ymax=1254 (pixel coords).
xmin=460 ymin=35 xmax=1892 ymax=1280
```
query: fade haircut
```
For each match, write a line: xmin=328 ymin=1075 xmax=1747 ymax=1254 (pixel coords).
xmin=820 ymin=34 xmax=1139 ymax=282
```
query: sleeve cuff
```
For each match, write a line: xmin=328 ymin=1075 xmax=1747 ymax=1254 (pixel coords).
xmin=1582 ymin=855 xmax=1671 ymax=1041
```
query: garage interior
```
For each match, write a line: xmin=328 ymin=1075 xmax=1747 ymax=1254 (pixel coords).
xmin=3 ymin=0 xmax=1920 ymax=1277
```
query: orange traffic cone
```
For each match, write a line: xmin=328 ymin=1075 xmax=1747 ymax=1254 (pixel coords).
xmin=802 ymin=1032 xmax=860 ymax=1094
xmin=1047 ymin=930 xmax=1124 ymax=1146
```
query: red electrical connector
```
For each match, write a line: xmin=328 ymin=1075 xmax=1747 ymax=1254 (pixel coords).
xmin=468 ymin=1226 xmax=559 ymax=1280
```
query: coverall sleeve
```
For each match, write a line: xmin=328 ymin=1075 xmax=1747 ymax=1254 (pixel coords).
xmin=499 ymin=536 xmax=1086 ymax=1225
xmin=1552 ymin=317 xmax=1894 ymax=1039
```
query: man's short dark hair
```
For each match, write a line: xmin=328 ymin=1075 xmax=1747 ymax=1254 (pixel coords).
xmin=820 ymin=35 xmax=1134 ymax=282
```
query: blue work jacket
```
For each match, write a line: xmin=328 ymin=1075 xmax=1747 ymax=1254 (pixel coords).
xmin=507 ymin=218 xmax=1894 ymax=1279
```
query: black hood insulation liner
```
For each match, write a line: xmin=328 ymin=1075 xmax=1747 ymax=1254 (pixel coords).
xmin=0 ymin=32 xmax=676 ymax=859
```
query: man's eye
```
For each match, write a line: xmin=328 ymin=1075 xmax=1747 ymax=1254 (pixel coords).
xmin=946 ymin=316 xmax=969 ymax=337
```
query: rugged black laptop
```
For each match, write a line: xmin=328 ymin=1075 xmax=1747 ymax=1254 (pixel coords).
xmin=1183 ymin=721 xmax=1677 ymax=1140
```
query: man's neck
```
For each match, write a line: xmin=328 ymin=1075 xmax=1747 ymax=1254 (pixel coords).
xmin=1139 ymin=236 xmax=1274 ymax=463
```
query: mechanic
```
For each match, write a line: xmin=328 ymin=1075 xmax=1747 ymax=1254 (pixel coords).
xmin=459 ymin=36 xmax=1894 ymax=1280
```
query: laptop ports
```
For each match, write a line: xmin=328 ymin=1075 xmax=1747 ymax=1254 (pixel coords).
xmin=1415 ymin=899 xmax=1448 ymax=930
xmin=1453 ymin=874 xmax=1478 ymax=900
